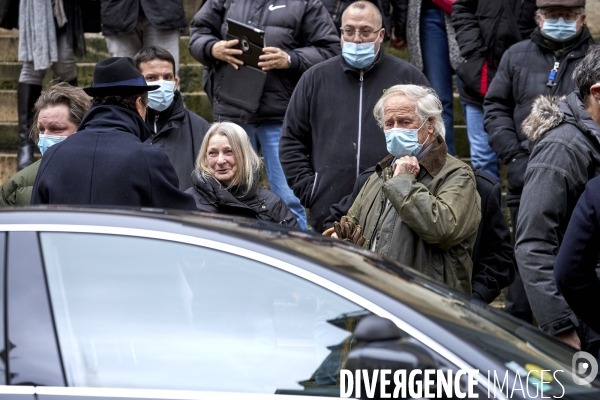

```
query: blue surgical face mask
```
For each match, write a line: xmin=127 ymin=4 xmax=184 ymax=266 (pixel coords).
xmin=342 ymin=39 xmax=378 ymax=70
xmin=385 ymin=119 xmax=429 ymax=158
xmin=37 ymin=134 xmax=68 ymax=155
xmin=147 ymin=79 xmax=176 ymax=112
xmin=541 ymin=17 xmax=578 ymax=41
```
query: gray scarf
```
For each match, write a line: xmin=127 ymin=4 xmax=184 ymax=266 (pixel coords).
xmin=18 ymin=0 xmax=62 ymax=70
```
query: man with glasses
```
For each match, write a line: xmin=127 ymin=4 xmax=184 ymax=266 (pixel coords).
xmin=280 ymin=0 xmax=428 ymax=232
xmin=483 ymin=0 xmax=594 ymax=328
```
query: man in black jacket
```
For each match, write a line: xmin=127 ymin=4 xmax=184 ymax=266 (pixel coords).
xmin=324 ymin=167 xmax=515 ymax=303
xmin=134 ymin=46 xmax=210 ymax=190
xmin=452 ymin=0 xmax=537 ymax=182
xmin=31 ymin=57 xmax=197 ymax=210
xmin=189 ymin=0 xmax=340 ymax=231
xmin=483 ymin=0 xmax=594 ymax=323
xmin=101 ymin=0 xmax=187 ymax=73
xmin=280 ymin=1 xmax=428 ymax=232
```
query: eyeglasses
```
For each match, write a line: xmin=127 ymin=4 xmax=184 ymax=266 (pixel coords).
xmin=540 ymin=11 xmax=581 ymax=23
xmin=341 ymin=27 xmax=382 ymax=39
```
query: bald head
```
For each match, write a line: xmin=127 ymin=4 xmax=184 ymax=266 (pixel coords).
xmin=341 ymin=1 xmax=383 ymax=30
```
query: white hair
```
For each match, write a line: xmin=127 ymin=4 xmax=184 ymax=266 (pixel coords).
xmin=373 ymin=84 xmax=445 ymax=138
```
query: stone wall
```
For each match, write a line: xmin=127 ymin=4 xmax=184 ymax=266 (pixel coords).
xmin=587 ymin=1 xmax=600 ymax=40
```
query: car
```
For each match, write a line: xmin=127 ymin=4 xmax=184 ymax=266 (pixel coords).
xmin=0 ymin=207 xmax=598 ymax=400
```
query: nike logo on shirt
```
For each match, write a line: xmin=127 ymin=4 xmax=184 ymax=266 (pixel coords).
xmin=268 ymin=4 xmax=286 ymax=11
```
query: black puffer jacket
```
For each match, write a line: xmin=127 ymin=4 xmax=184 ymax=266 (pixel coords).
xmin=186 ymin=171 xmax=299 ymax=228
xmin=452 ymin=0 xmax=537 ymax=106
xmin=483 ymin=27 xmax=595 ymax=207
xmin=145 ymin=92 xmax=210 ymax=191
xmin=188 ymin=0 xmax=340 ymax=124
xmin=101 ymin=0 xmax=187 ymax=36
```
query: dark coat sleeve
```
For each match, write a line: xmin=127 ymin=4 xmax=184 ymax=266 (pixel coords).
xmin=452 ymin=0 xmax=484 ymax=59
xmin=280 ymin=72 xmax=316 ymax=208
xmin=471 ymin=170 xmax=515 ymax=303
xmin=390 ymin=0 xmax=407 ymax=38
xmin=188 ymin=0 xmax=225 ymax=67
xmin=141 ymin=147 xmax=198 ymax=210
xmin=483 ymin=48 xmax=527 ymax=165
xmin=555 ymin=177 xmax=600 ymax=335
xmin=288 ymin=0 xmax=340 ymax=73
xmin=323 ymin=166 xmax=376 ymax=230
xmin=262 ymin=189 xmax=300 ymax=229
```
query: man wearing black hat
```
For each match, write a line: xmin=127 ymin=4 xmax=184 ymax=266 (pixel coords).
xmin=31 ymin=57 xmax=197 ymax=210
xmin=482 ymin=0 xmax=594 ymax=329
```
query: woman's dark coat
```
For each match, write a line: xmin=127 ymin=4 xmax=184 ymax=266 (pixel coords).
xmin=186 ymin=170 xmax=299 ymax=228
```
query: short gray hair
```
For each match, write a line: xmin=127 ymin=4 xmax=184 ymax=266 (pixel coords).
xmin=572 ymin=44 xmax=600 ymax=103
xmin=196 ymin=122 xmax=261 ymax=191
xmin=373 ymin=84 xmax=445 ymax=138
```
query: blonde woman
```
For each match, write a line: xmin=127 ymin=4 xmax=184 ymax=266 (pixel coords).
xmin=186 ymin=122 xmax=298 ymax=228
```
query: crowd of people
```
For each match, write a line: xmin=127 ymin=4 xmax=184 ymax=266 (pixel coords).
xmin=1 ymin=0 xmax=600 ymax=359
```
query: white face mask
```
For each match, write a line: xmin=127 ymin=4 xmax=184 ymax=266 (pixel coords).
xmin=147 ymin=80 xmax=176 ymax=112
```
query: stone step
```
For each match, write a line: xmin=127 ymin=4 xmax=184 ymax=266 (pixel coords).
xmin=0 ymin=61 xmax=205 ymax=91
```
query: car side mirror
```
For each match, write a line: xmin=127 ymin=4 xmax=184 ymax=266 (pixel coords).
xmin=344 ymin=315 xmax=438 ymax=399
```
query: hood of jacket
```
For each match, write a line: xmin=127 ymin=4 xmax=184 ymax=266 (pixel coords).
xmin=522 ymin=92 xmax=600 ymax=147
xmin=79 ymin=103 xmax=153 ymax=142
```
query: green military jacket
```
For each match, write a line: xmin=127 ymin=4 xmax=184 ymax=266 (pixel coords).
xmin=347 ymin=137 xmax=481 ymax=294
xmin=0 ymin=159 xmax=40 ymax=207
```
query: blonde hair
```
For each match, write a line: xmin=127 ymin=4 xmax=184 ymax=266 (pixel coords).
xmin=373 ymin=84 xmax=445 ymax=138
xmin=195 ymin=122 xmax=261 ymax=190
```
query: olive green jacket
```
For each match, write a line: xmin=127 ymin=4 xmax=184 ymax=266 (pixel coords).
xmin=0 ymin=159 xmax=40 ymax=207
xmin=347 ymin=137 xmax=481 ymax=294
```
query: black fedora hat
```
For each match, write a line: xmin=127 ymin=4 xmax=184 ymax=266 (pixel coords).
xmin=83 ymin=57 xmax=159 ymax=97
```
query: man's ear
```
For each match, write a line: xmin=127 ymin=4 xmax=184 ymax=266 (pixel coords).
xmin=135 ymin=96 xmax=146 ymax=119
xmin=590 ymin=83 xmax=600 ymax=101
xmin=174 ymin=77 xmax=180 ymax=92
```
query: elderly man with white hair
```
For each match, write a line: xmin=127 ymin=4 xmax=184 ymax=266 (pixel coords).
xmin=330 ymin=84 xmax=481 ymax=294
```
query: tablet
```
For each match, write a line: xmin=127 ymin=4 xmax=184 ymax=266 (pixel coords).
xmin=226 ymin=18 xmax=265 ymax=69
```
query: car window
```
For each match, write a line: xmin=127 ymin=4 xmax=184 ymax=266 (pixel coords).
xmin=40 ymin=232 xmax=370 ymax=395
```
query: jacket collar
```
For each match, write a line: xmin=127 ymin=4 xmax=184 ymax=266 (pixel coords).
xmin=531 ymin=26 xmax=592 ymax=58
xmin=375 ymin=136 xmax=448 ymax=178
xmin=146 ymin=90 xmax=185 ymax=123
xmin=79 ymin=103 xmax=152 ymax=142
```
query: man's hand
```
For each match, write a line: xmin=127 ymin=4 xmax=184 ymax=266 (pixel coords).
xmin=258 ymin=47 xmax=290 ymax=71
xmin=556 ymin=329 xmax=581 ymax=350
xmin=393 ymin=156 xmax=420 ymax=177
xmin=390 ymin=34 xmax=407 ymax=50
xmin=211 ymin=39 xmax=244 ymax=69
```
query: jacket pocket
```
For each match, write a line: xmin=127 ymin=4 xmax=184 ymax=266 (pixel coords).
xmin=456 ymin=52 xmax=487 ymax=96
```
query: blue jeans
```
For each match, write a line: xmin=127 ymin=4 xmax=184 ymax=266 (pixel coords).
xmin=241 ymin=122 xmax=307 ymax=230
xmin=420 ymin=7 xmax=455 ymax=155
xmin=465 ymin=104 xmax=500 ymax=181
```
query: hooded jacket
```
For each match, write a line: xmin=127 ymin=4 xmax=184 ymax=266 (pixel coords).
xmin=100 ymin=0 xmax=187 ymax=36
xmin=280 ymin=50 xmax=429 ymax=232
xmin=515 ymin=93 xmax=600 ymax=337
xmin=145 ymin=91 xmax=210 ymax=191
xmin=483 ymin=26 xmax=595 ymax=207
xmin=31 ymin=104 xmax=197 ymax=210
xmin=185 ymin=170 xmax=299 ymax=228
xmin=188 ymin=0 xmax=340 ymax=124
xmin=347 ymin=137 xmax=481 ymax=294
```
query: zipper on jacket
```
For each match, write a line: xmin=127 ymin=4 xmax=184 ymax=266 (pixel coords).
xmin=152 ymin=114 xmax=159 ymax=144
xmin=369 ymin=191 xmax=387 ymax=251
xmin=546 ymin=58 xmax=560 ymax=87
xmin=356 ymin=71 xmax=364 ymax=179
xmin=309 ymin=172 xmax=318 ymax=204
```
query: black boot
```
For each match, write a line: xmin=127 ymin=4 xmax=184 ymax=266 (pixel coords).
xmin=16 ymin=82 xmax=42 ymax=171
